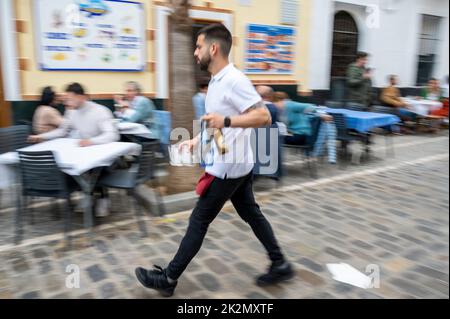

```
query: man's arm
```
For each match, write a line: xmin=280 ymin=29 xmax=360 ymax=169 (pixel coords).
xmin=89 ymin=118 xmax=120 ymax=145
xmin=202 ymin=101 xmax=271 ymax=129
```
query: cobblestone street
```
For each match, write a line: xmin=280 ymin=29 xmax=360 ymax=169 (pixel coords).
xmin=0 ymin=133 xmax=448 ymax=299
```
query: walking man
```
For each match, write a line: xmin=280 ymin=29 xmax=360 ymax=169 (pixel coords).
xmin=135 ymin=23 xmax=293 ymax=297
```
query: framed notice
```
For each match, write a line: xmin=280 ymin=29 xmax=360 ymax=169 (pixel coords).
xmin=34 ymin=0 xmax=146 ymax=71
xmin=244 ymin=24 xmax=296 ymax=74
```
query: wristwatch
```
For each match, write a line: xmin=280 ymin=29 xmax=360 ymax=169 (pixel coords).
xmin=224 ymin=116 xmax=231 ymax=128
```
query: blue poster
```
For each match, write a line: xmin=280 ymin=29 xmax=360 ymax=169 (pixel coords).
xmin=245 ymin=24 xmax=296 ymax=74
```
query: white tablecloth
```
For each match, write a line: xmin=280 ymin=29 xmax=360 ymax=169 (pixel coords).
xmin=0 ymin=138 xmax=141 ymax=188
xmin=403 ymin=98 xmax=443 ymax=116
xmin=117 ymin=122 xmax=153 ymax=136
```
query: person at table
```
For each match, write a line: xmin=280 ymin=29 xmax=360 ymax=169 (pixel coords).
xmin=421 ymin=78 xmax=445 ymax=102
xmin=32 ymin=86 xmax=63 ymax=134
xmin=272 ymin=92 xmax=333 ymax=146
xmin=346 ymin=52 xmax=373 ymax=109
xmin=381 ymin=75 xmax=417 ymax=123
xmin=28 ymin=82 xmax=119 ymax=146
xmin=192 ymin=81 xmax=208 ymax=120
xmin=430 ymin=76 xmax=449 ymax=118
xmin=29 ymin=83 xmax=120 ymax=217
xmin=114 ymin=81 xmax=159 ymax=139
xmin=256 ymin=85 xmax=278 ymax=125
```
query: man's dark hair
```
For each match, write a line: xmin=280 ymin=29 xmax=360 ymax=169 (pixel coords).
xmin=356 ymin=51 xmax=369 ymax=60
xmin=198 ymin=80 xmax=209 ymax=90
xmin=429 ymin=77 xmax=438 ymax=82
xmin=40 ymin=86 xmax=56 ymax=106
xmin=65 ymin=82 xmax=86 ymax=95
xmin=197 ymin=23 xmax=232 ymax=57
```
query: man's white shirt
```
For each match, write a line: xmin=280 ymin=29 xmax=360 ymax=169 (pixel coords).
xmin=204 ymin=63 xmax=262 ymax=179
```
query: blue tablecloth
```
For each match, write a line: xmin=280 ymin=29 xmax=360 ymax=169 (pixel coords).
xmin=323 ymin=108 xmax=400 ymax=133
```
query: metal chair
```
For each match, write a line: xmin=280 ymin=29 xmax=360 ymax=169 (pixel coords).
xmin=17 ymin=151 xmax=79 ymax=244
xmin=325 ymin=101 xmax=345 ymax=109
xmin=0 ymin=125 xmax=30 ymax=154
xmin=96 ymin=140 xmax=165 ymax=236
xmin=0 ymin=125 xmax=31 ymax=214
xmin=370 ymin=106 xmax=397 ymax=157
xmin=331 ymin=113 xmax=370 ymax=166
xmin=283 ymin=116 xmax=322 ymax=178
xmin=346 ymin=102 xmax=367 ymax=112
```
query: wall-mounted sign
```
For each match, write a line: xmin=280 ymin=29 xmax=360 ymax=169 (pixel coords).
xmin=34 ymin=0 xmax=146 ymax=71
xmin=244 ymin=24 xmax=296 ymax=74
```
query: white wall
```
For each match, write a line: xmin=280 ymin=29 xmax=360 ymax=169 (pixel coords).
xmin=0 ymin=0 xmax=21 ymax=101
xmin=308 ymin=0 xmax=449 ymax=90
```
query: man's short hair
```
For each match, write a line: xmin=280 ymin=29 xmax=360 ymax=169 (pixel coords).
xmin=356 ymin=51 xmax=369 ymax=60
xmin=197 ymin=23 xmax=232 ymax=57
xmin=126 ymin=81 xmax=142 ymax=94
xmin=256 ymin=85 xmax=274 ymax=101
xmin=389 ymin=74 xmax=397 ymax=82
xmin=199 ymin=80 xmax=209 ymax=90
xmin=65 ymin=82 xmax=86 ymax=95
xmin=273 ymin=91 xmax=289 ymax=103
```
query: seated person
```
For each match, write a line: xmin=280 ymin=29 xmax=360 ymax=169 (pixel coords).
xmin=380 ymin=75 xmax=417 ymax=122
xmin=192 ymin=81 xmax=208 ymax=120
xmin=29 ymin=82 xmax=119 ymax=146
xmin=256 ymin=85 xmax=278 ymax=125
xmin=430 ymin=76 xmax=449 ymax=118
xmin=32 ymin=86 xmax=63 ymax=134
xmin=272 ymin=92 xmax=332 ymax=146
xmin=114 ymin=81 xmax=159 ymax=139
xmin=421 ymin=78 xmax=445 ymax=101
xmin=28 ymin=83 xmax=120 ymax=217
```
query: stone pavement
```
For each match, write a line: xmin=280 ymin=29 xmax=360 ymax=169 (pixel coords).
xmin=0 ymin=132 xmax=449 ymax=299
xmin=0 ymin=133 xmax=448 ymax=299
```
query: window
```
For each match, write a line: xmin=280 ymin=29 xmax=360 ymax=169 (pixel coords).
xmin=416 ymin=14 xmax=442 ymax=86
xmin=330 ymin=11 xmax=359 ymax=78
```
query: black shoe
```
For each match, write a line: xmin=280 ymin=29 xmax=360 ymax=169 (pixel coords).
xmin=256 ymin=261 xmax=294 ymax=287
xmin=135 ymin=265 xmax=177 ymax=297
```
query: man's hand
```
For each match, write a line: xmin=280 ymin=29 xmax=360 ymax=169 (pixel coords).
xmin=178 ymin=136 xmax=199 ymax=153
xmin=79 ymin=139 xmax=93 ymax=147
xmin=201 ymin=113 xmax=225 ymax=129
xmin=320 ymin=114 xmax=334 ymax=122
xmin=28 ymin=135 xmax=43 ymax=144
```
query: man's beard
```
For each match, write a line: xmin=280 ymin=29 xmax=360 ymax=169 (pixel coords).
xmin=199 ymin=54 xmax=211 ymax=72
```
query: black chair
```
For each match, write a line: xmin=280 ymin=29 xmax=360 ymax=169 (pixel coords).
xmin=325 ymin=101 xmax=345 ymax=109
xmin=370 ymin=106 xmax=397 ymax=157
xmin=331 ymin=113 xmax=370 ymax=166
xmin=0 ymin=125 xmax=30 ymax=154
xmin=0 ymin=125 xmax=31 ymax=213
xmin=346 ymin=102 xmax=368 ymax=112
xmin=283 ymin=116 xmax=322 ymax=177
xmin=96 ymin=140 xmax=165 ymax=236
xmin=17 ymin=151 xmax=79 ymax=244
xmin=370 ymin=105 xmax=397 ymax=115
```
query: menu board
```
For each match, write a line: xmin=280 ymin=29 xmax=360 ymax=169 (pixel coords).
xmin=244 ymin=24 xmax=295 ymax=74
xmin=34 ymin=0 xmax=146 ymax=71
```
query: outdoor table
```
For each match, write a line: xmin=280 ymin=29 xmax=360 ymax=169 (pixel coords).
xmin=0 ymin=138 xmax=141 ymax=241
xmin=116 ymin=121 xmax=155 ymax=139
xmin=321 ymin=107 xmax=400 ymax=133
xmin=402 ymin=97 xmax=443 ymax=116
